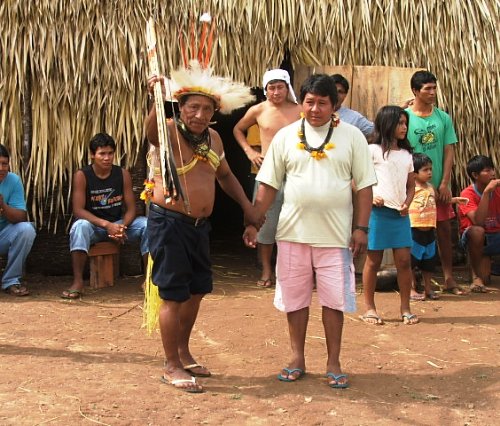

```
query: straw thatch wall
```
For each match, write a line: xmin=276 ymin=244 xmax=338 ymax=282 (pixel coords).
xmin=0 ymin=0 xmax=498 ymax=233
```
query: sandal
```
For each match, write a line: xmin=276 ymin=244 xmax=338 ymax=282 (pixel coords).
xmin=401 ymin=313 xmax=419 ymax=325
xmin=256 ymin=278 xmax=273 ymax=288
xmin=60 ymin=289 xmax=82 ymax=299
xmin=469 ymin=283 xmax=487 ymax=293
xmin=442 ymin=286 xmax=465 ymax=295
xmin=4 ymin=284 xmax=30 ymax=297
xmin=425 ymin=291 xmax=440 ymax=300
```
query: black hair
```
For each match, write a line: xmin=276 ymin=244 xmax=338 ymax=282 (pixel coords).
xmin=89 ymin=133 xmax=116 ymax=154
xmin=373 ymin=105 xmax=413 ymax=157
xmin=466 ymin=155 xmax=495 ymax=180
xmin=413 ymin=153 xmax=432 ymax=173
xmin=299 ymin=74 xmax=338 ymax=107
xmin=410 ymin=70 xmax=437 ymax=91
xmin=0 ymin=144 xmax=10 ymax=159
xmin=330 ymin=74 xmax=349 ymax=93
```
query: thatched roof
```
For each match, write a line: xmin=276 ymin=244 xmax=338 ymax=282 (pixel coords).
xmin=0 ymin=0 xmax=498 ymax=229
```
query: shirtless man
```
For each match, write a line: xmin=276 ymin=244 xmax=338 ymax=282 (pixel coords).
xmin=146 ymin=61 xmax=259 ymax=393
xmin=233 ymin=69 xmax=302 ymax=287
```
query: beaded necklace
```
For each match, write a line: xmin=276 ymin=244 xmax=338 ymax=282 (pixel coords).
xmin=297 ymin=114 xmax=340 ymax=160
xmin=175 ymin=114 xmax=211 ymax=161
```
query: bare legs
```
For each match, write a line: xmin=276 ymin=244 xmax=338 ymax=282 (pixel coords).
xmin=257 ymin=243 xmax=275 ymax=287
xmin=436 ymin=219 xmax=458 ymax=290
xmin=159 ymin=294 xmax=205 ymax=392
xmin=362 ymin=248 xmax=418 ymax=324
xmin=68 ymin=250 xmax=87 ymax=292
xmin=281 ymin=306 xmax=346 ymax=386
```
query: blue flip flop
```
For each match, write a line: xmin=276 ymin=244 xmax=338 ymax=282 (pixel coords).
xmin=326 ymin=372 xmax=349 ymax=388
xmin=277 ymin=367 xmax=305 ymax=382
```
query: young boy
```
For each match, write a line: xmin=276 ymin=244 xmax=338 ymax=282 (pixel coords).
xmin=457 ymin=155 xmax=500 ymax=292
xmin=409 ymin=154 xmax=467 ymax=300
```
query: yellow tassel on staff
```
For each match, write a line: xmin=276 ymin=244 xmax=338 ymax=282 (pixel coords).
xmin=142 ymin=254 xmax=162 ymax=335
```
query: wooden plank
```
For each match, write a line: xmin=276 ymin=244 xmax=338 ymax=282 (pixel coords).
xmin=351 ymin=66 xmax=388 ymax=121
xmin=387 ymin=67 xmax=423 ymax=106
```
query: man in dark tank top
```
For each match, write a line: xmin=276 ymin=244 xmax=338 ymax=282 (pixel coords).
xmin=61 ymin=133 xmax=148 ymax=299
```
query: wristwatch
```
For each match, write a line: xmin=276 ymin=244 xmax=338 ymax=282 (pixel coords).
xmin=355 ymin=225 xmax=369 ymax=234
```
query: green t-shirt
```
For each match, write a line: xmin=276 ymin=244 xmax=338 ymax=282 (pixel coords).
xmin=406 ymin=107 xmax=457 ymax=188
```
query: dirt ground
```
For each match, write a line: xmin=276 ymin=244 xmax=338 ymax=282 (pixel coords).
xmin=0 ymin=238 xmax=499 ymax=426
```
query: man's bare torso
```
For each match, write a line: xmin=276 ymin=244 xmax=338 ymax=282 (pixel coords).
xmin=256 ymin=101 xmax=302 ymax=156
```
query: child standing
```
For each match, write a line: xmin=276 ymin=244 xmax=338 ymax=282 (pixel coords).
xmin=361 ymin=106 xmax=417 ymax=325
xmin=409 ymin=153 xmax=469 ymax=300
xmin=408 ymin=153 xmax=439 ymax=300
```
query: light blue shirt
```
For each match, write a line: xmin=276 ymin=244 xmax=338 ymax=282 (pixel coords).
xmin=0 ymin=172 xmax=27 ymax=232
xmin=337 ymin=106 xmax=374 ymax=138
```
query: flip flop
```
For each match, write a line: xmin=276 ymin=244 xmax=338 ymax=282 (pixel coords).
xmin=469 ymin=283 xmax=487 ymax=293
xmin=184 ymin=363 xmax=211 ymax=377
xmin=160 ymin=375 xmax=203 ymax=393
xmin=359 ymin=314 xmax=384 ymax=325
xmin=401 ymin=313 xmax=419 ymax=325
xmin=60 ymin=289 xmax=82 ymax=299
xmin=410 ymin=293 xmax=425 ymax=301
xmin=277 ymin=367 xmax=305 ymax=382
xmin=256 ymin=279 xmax=273 ymax=288
xmin=4 ymin=284 xmax=30 ymax=297
xmin=425 ymin=291 xmax=440 ymax=300
xmin=326 ymin=372 xmax=349 ymax=389
xmin=442 ymin=286 xmax=465 ymax=295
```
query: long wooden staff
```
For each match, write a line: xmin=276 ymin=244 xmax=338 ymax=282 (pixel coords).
xmin=146 ymin=18 xmax=184 ymax=203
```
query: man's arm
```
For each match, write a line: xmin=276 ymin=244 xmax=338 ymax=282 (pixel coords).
xmin=437 ymin=144 xmax=454 ymax=203
xmin=121 ymin=169 xmax=137 ymax=227
xmin=467 ymin=179 xmax=500 ymax=226
xmin=233 ymin=106 xmax=264 ymax=168
xmin=215 ymin=158 xmax=257 ymax=223
xmin=0 ymin=194 xmax=27 ymax=223
xmin=350 ymin=186 xmax=373 ymax=257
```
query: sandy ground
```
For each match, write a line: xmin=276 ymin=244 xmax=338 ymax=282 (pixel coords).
xmin=0 ymin=240 xmax=499 ymax=425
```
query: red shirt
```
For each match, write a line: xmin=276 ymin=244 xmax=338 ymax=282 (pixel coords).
xmin=458 ymin=184 xmax=500 ymax=234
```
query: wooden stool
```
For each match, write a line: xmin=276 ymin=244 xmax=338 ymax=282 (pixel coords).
xmin=88 ymin=242 xmax=120 ymax=289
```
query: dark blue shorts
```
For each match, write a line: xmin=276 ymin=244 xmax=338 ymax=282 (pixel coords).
xmin=411 ymin=228 xmax=437 ymax=272
xmin=147 ymin=205 xmax=212 ymax=302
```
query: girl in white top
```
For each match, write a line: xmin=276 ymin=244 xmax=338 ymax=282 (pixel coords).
xmin=361 ymin=106 xmax=418 ymax=325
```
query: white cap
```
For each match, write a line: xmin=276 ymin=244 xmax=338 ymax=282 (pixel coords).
xmin=262 ymin=69 xmax=298 ymax=104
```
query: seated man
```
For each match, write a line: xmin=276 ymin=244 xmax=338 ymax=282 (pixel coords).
xmin=0 ymin=144 xmax=36 ymax=296
xmin=61 ymin=133 xmax=148 ymax=299
xmin=331 ymin=74 xmax=374 ymax=140
xmin=458 ymin=155 xmax=500 ymax=292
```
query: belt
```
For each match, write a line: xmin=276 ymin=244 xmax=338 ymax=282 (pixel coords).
xmin=149 ymin=203 xmax=208 ymax=227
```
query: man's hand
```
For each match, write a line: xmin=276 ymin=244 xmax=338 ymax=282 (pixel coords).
xmin=484 ymin=178 xmax=500 ymax=194
xmin=147 ymin=74 xmax=167 ymax=101
xmin=401 ymin=98 xmax=415 ymax=109
xmin=349 ymin=229 xmax=368 ymax=258
xmin=243 ymin=206 xmax=266 ymax=230
xmin=437 ymin=183 xmax=452 ymax=203
xmin=373 ymin=196 xmax=384 ymax=207
xmin=246 ymin=148 xmax=264 ymax=169
xmin=105 ymin=223 xmax=128 ymax=244
xmin=399 ymin=203 xmax=409 ymax=216
xmin=243 ymin=225 xmax=258 ymax=248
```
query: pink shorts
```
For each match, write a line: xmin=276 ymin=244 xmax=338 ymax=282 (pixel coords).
xmin=274 ymin=241 xmax=356 ymax=313
xmin=436 ymin=200 xmax=456 ymax=222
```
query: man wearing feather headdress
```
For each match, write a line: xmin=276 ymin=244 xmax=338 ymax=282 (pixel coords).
xmin=145 ymin=54 xmax=260 ymax=392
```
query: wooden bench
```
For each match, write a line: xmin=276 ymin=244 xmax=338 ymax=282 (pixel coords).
xmin=88 ymin=242 xmax=120 ymax=289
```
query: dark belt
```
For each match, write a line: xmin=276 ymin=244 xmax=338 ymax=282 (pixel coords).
xmin=149 ymin=203 xmax=208 ymax=227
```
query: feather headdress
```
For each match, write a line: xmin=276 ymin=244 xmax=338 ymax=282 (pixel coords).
xmin=165 ymin=13 xmax=254 ymax=114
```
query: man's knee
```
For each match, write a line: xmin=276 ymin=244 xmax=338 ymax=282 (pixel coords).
xmin=69 ymin=219 xmax=94 ymax=249
xmin=466 ymin=225 xmax=486 ymax=248
xmin=13 ymin=222 xmax=36 ymax=245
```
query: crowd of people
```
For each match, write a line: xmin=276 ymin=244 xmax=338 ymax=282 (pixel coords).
xmin=1 ymin=66 xmax=498 ymax=394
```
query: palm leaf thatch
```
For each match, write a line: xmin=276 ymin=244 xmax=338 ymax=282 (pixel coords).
xmin=0 ymin=0 xmax=498 ymax=230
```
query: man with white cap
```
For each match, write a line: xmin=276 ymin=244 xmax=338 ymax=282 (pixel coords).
xmin=233 ymin=69 xmax=302 ymax=287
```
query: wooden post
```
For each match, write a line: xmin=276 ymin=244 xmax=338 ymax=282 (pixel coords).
xmin=88 ymin=242 xmax=120 ymax=289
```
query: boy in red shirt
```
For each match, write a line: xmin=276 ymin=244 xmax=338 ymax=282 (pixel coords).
xmin=458 ymin=155 xmax=500 ymax=292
